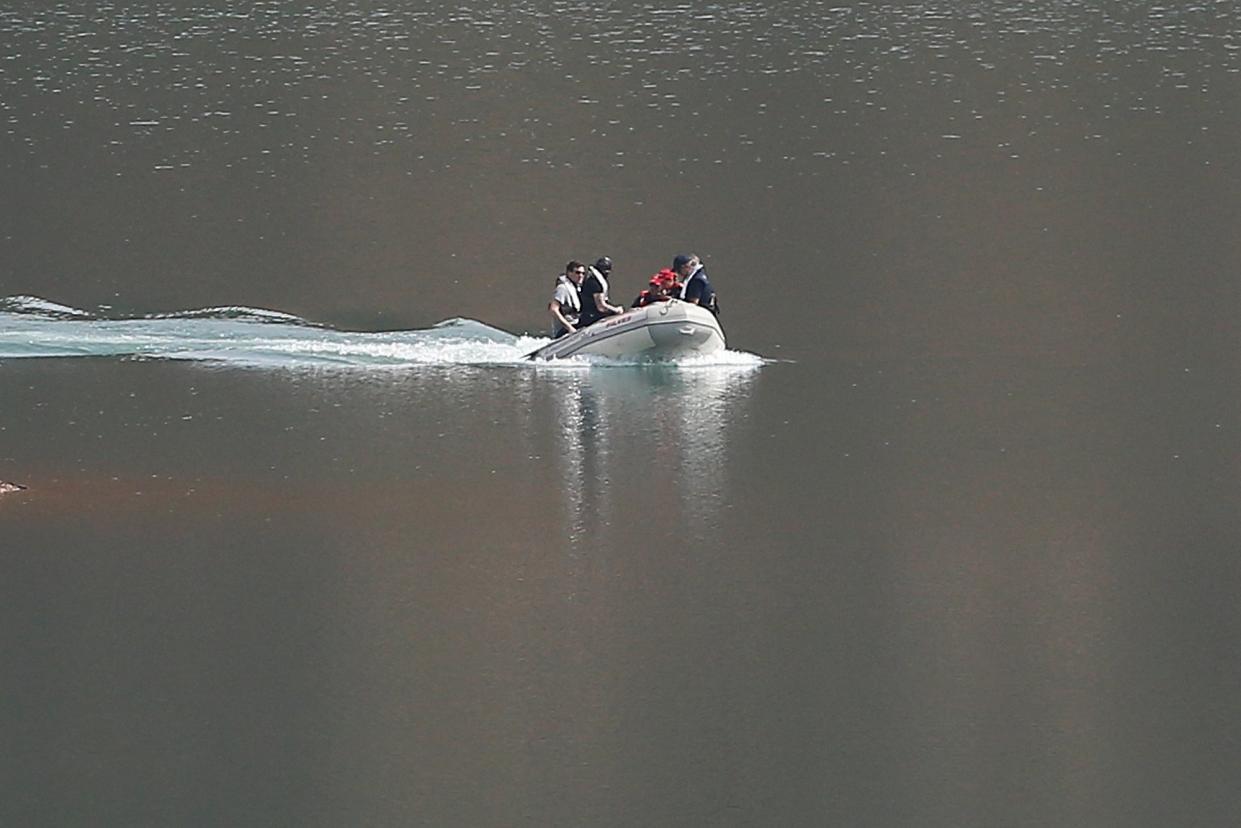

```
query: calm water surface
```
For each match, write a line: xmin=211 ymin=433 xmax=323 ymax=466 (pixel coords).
xmin=3 ymin=2 xmax=1241 ymax=825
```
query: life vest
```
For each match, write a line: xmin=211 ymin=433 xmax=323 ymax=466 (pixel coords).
xmin=553 ymin=274 xmax=581 ymax=315
xmin=550 ymin=274 xmax=581 ymax=336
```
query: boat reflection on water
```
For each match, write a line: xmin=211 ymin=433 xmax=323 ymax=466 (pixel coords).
xmin=537 ymin=363 xmax=761 ymax=547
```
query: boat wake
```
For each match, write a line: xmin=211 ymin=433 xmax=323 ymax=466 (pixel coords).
xmin=0 ymin=296 xmax=764 ymax=370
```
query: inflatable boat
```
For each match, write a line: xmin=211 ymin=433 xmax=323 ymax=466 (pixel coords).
xmin=527 ymin=299 xmax=725 ymax=361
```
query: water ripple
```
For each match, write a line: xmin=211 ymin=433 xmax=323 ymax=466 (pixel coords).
xmin=1 ymin=1 xmax=1237 ymax=175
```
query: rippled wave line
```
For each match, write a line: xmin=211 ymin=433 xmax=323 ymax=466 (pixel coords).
xmin=0 ymin=296 xmax=764 ymax=370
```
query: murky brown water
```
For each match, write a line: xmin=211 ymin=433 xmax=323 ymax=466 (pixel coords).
xmin=3 ymin=3 xmax=1241 ymax=825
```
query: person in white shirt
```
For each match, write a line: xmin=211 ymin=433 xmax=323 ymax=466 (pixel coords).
xmin=548 ymin=260 xmax=585 ymax=337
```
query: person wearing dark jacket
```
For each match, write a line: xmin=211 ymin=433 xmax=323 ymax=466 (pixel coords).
xmin=672 ymin=253 xmax=719 ymax=315
xmin=578 ymin=256 xmax=625 ymax=328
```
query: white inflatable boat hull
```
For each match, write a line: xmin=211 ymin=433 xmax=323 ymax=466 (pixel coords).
xmin=528 ymin=300 xmax=724 ymax=361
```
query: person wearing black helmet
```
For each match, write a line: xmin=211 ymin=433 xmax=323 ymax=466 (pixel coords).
xmin=673 ymin=253 xmax=719 ymax=316
xmin=578 ymin=256 xmax=625 ymax=328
